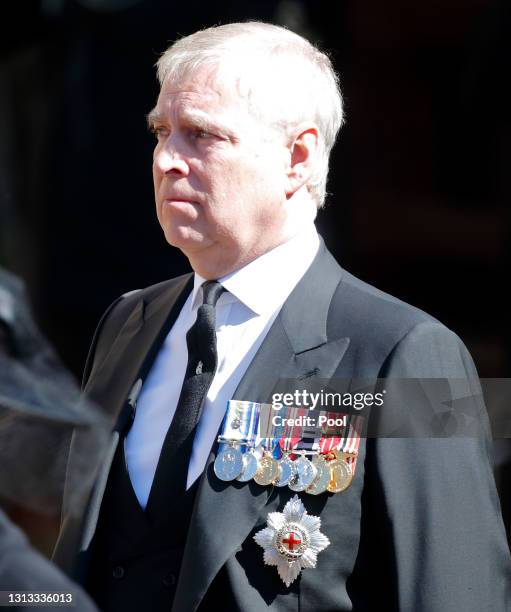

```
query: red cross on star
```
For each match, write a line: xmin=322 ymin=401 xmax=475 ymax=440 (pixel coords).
xmin=282 ymin=532 xmax=302 ymax=551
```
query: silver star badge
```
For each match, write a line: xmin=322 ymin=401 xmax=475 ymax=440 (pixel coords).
xmin=253 ymin=494 xmax=330 ymax=587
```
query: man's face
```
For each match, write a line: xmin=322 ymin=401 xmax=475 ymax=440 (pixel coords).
xmin=150 ymin=67 xmax=291 ymax=278
xmin=149 ymin=70 xmax=290 ymax=277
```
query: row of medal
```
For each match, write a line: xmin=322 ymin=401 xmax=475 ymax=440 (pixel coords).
xmin=214 ymin=400 xmax=362 ymax=495
xmin=213 ymin=442 xmax=356 ymax=495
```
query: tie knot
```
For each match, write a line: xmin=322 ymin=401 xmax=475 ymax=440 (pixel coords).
xmin=201 ymin=280 xmax=225 ymax=307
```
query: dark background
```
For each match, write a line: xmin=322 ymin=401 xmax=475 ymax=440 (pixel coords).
xmin=1 ymin=0 xmax=509 ymax=551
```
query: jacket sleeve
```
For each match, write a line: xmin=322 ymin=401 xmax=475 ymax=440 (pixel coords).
xmin=365 ymin=322 xmax=511 ymax=612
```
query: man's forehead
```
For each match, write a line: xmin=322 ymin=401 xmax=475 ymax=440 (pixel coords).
xmin=161 ymin=64 xmax=230 ymax=95
xmin=151 ymin=93 xmax=234 ymax=125
xmin=149 ymin=106 xmax=221 ymax=127
xmin=160 ymin=61 xmax=257 ymax=104
xmin=153 ymin=71 xmax=252 ymax=120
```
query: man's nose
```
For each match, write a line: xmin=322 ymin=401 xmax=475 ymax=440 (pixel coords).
xmin=153 ymin=144 xmax=190 ymax=176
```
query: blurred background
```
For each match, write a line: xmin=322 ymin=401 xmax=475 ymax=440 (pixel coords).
xmin=1 ymin=0 xmax=509 ymax=552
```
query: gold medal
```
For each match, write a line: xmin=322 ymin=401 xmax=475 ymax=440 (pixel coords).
xmin=329 ymin=448 xmax=357 ymax=461
xmin=254 ymin=452 xmax=281 ymax=486
xmin=327 ymin=454 xmax=353 ymax=493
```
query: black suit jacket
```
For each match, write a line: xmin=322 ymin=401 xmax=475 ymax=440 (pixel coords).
xmin=53 ymin=242 xmax=511 ymax=611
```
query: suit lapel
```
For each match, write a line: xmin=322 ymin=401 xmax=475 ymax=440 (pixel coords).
xmin=173 ymin=243 xmax=350 ymax=612
xmin=77 ymin=274 xmax=194 ymax=549
xmin=85 ymin=274 xmax=193 ymax=430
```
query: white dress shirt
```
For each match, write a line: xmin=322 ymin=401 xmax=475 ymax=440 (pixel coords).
xmin=125 ymin=223 xmax=320 ymax=508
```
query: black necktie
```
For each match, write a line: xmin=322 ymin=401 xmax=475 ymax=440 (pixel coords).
xmin=145 ymin=280 xmax=225 ymax=518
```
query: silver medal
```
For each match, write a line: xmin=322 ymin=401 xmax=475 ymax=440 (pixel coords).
xmin=288 ymin=455 xmax=317 ymax=492
xmin=275 ymin=454 xmax=296 ymax=487
xmin=237 ymin=450 xmax=259 ymax=482
xmin=306 ymin=454 xmax=331 ymax=495
xmin=214 ymin=445 xmax=244 ymax=481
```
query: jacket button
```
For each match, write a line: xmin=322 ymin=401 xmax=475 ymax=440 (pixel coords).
xmin=112 ymin=565 xmax=125 ymax=579
xmin=162 ymin=573 xmax=176 ymax=587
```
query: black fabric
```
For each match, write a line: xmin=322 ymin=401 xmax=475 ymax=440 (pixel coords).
xmin=145 ymin=281 xmax=224 ymax=521
xmin=85 ymin=280 xmax=224 ymax=612
xmin=86 ymin=440 xmax=199 ymax=612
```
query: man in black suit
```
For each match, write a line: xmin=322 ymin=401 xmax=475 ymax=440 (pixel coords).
xmin=53 ymin=22 xmax=511 ymax=612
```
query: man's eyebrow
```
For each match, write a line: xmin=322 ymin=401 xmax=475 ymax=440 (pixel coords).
xmin=146 ymin=109 xmax=163 ymax=129
xmin=146 ymin=108 xmax=236 ymax=140
xmin=182 ymin=110 xmax=234 ymax=136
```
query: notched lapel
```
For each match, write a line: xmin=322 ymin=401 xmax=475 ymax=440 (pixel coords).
xmin=280 ymin=337 xmax=350 ymax=383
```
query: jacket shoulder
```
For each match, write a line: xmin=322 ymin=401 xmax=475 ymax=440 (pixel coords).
xmin=328 ymin=266 xmax=474 ymax=377
xmin=331 ymin=267 xmax=442 ymax=340
xmin=82 ymin=273 xmax=192 ymax=387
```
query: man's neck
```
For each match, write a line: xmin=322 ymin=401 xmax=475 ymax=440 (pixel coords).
xmin=189 ymin=193 xmax=318 ymax=279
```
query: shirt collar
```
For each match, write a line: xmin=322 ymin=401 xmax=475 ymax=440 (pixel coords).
xmin=191 ymin=223 xmax=320 ymax=315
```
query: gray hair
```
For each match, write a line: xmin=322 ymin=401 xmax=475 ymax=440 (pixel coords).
xmin=156 ymin=22 xmax=344 ymax=208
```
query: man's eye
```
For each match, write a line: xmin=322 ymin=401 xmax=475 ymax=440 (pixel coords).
xmin=150 ymin=126 xmax=168 ymax=139
xmin=189 ymin=128 xmax=213 ymax=141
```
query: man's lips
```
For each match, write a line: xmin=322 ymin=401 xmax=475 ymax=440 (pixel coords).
xmin=161 ymin=198 xmax=199 ymax=217
xmin=162 ymin=195 xmax=198 ymax=204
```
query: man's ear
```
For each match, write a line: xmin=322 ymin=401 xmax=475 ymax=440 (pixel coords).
xmin=284 ymin=123 xmax=319 ymax=198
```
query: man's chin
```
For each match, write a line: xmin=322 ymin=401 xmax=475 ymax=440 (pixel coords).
xmin=162 ymin=228 xmax=214 ymax=257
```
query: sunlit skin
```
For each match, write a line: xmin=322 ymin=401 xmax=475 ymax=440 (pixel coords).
xmin=149 ymin=66 xmax=319 ymax=279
